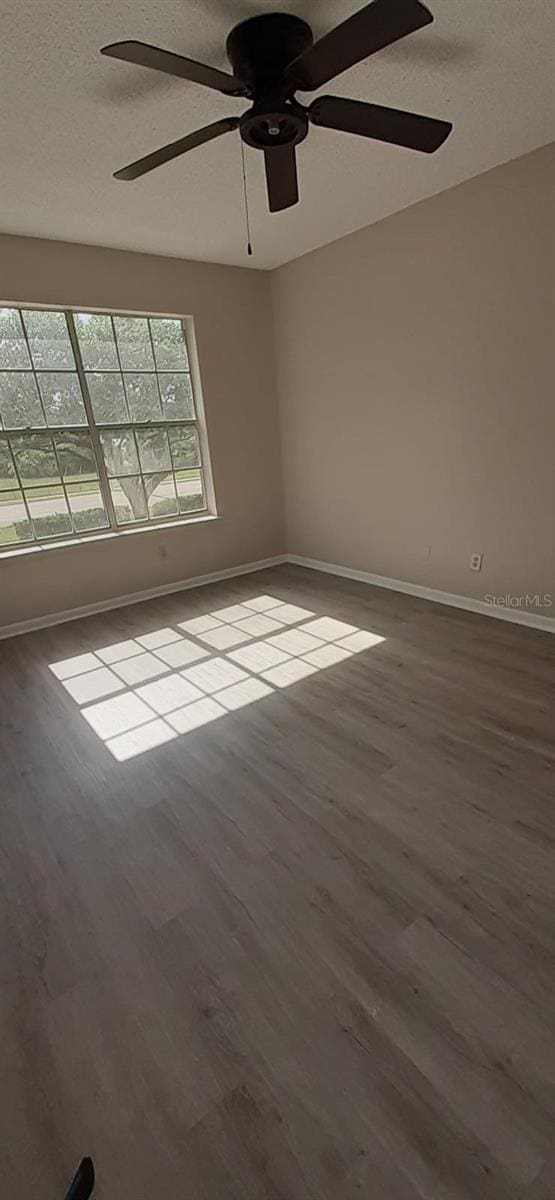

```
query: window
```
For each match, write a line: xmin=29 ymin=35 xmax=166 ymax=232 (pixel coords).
xmin=0 ymin=306 xmax=211 ymax=550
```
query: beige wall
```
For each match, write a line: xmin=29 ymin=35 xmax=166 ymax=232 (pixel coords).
xmin=2 ymin=145 xmax=554 ymax=631
xmin=272 ymin=144 xmax=555 ymax=619
xmin=0 ymin=235 xmax=285 ymax=628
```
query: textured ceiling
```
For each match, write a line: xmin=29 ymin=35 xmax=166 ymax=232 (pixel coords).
xmin=2 ymin=0 xmax=553 ymax=269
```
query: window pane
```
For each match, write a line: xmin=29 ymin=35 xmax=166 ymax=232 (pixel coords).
xmin=158 ymin=373 xmax=194 ymax=420
xmin=150 ymin=319 xmax=188 ymax=371
xmin=74 ymin=313 xmax=119 ymax=370
xmin=23 ymin=310 xmax=74 ymax=370
xmin=124 ymin=373 xmax=161 ymax=422
xmin=176 ymin=468 xmax=204 ymax=513
xmin=100 ymin=429 xmax=139 ymax=477
xmin=66 ymin=482 xmax=108 ymax=532
xmin=109 ymin=476 xmax=146 ymax=524
xmin=11 ymin=433 xmax=60 ymax=487
xmin=113 ymin=317 xmax=154 ymax=371
xmin=0 ymin=372 xmax=44 ymax=429
xmin=168 ymin=425 xmax=200 ymax=468
xmin=0 ymin=489 xmax=32 ymax=545
xmin=54 ymin=431 xmax=98 ymax=482
xmin=0 ymin=441 xmax=18 ymax=488
xmin=26 ymin=485 xmax=72 ymax=539
xmin=147 ymin=474 xmax=178 ymax=519
xmin=37 ymin=372 xmax=86 ymax=426
xmin=135 ymin=427 xmax=171 ymax=474
xmin=86 ymin=372 xmax=128 ymax=423
xmin=0 ymin=308 xmax=207 ymax=550
xmin=0 ymin=308 xmax=30 ymax=369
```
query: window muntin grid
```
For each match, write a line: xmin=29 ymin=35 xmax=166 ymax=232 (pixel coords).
xmin=0 ymin=307 xmax=208 ymax=549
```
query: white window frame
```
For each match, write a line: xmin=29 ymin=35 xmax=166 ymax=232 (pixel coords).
xmin=0 ymin=304 xmax=216 ymax=556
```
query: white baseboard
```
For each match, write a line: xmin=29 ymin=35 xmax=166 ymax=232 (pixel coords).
xmin=3 ymin=550 xmax=552 ymax=640
xmin=287 ymin=555 xmax=554 ymax=633
xmin=0 ymin=555 xmax=288 ymax=640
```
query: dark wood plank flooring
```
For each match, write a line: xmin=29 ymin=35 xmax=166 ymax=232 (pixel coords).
xmin=1 ymin=564 xmax=554 ymax=1199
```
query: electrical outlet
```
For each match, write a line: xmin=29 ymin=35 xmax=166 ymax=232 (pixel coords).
xmin=470 ymin=553 xmax=483 ymax=571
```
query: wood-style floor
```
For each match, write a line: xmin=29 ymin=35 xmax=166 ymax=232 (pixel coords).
xmin=1 ymin=564 xmax=554 ymax=1199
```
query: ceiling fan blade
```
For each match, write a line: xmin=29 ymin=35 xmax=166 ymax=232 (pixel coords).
xmin=114 ymin=117 xmax=240 ymax=180
xmin=101 ymin=40 xmax=247 ymax=96
xmin=284 ymin=0 xmax=433 ymax=91
xmin=264 ymin=144 xmax=299 ymax=212
xmin=310 ymin=95 xmax=452 ymax=153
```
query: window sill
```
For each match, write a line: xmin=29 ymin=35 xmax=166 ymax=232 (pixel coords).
xmin=0 ymin=512 xmax=220 ymax=561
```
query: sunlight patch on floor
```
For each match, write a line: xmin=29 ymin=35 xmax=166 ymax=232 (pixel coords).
xmin=49 ymin=595 xmax=385 ymax=761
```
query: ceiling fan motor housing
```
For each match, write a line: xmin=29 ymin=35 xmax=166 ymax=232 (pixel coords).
xmin=226 ymin=13 xmax=312 ymax=92
xmin=227 ymin=13 xmax=312 ymax=150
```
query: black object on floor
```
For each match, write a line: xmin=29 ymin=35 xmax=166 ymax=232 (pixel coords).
xmin=64 ymin=1158 xmax=95 ymax=1199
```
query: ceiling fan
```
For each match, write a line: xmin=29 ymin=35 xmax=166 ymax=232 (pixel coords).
xmin=101 ymin=0 xmax=453 ymax=213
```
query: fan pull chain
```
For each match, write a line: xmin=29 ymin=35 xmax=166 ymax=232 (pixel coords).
xmin=240 ymin=138 xmax=253 ymax=257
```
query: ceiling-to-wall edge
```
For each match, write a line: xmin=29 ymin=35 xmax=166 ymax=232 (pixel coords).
xmin=1 ymin=141 xmax=553 ymax=278
xmin=273 ymin=139 xmax=555 ymax=272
